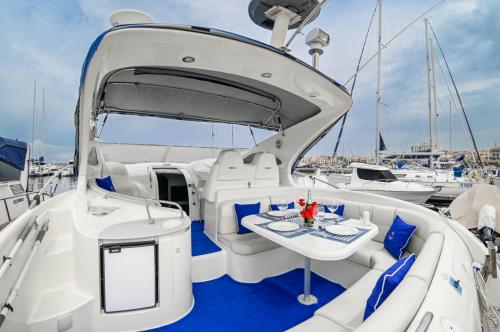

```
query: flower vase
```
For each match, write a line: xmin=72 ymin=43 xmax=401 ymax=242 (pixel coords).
xmin=304 ymin=218 xmax=314 ymax=228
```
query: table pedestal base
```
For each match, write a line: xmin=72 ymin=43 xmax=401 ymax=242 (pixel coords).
xmin=297 ymin=294 xmax=318 ymax=305
xmin=297 ymin=256 xmax=318 ymax=305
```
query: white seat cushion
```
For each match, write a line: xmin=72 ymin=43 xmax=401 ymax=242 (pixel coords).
xmin=287 ymin=315 xmax=348 ymax=332
xmin=218 ymin=233 xmax=280 ymax=255
xmin=101 ymin=161 xmax=141 ymax=197
xmin=250 ymin=153 xmax=279 ymax=188
xmin=217 ymin=197 xmax=270 ymax=235
xmin=356 ymin=276 xmax=427 ymax=332
xmin=203 ymin=149 xmax=248 ymax=202
xmin=315 ymin=269 xmax=381 ymax=329
xmin=393 ymin=208 xmax=443 ymax=254
xmin=407 ymin=232 xmax=443 ymax=285
xmin=346 ymin=240 xmax=385 ymax=268
xmin=372 ymin=250 xmax=398 ymax=272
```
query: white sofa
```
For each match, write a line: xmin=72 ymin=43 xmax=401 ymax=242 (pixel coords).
xmin=201 ymin=151 xmax=445 ymax=331
xmin=289 ymin=211 xmax=444 ymax=332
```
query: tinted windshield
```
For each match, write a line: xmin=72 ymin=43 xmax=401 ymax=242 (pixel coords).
xmin=96 ymin=113 xmax=274 ymax=148
xmin=357 ymin=168 xmax=397 ymax=182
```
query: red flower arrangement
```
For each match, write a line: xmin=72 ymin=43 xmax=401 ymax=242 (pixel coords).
xmin=298 ymin=198 xmax=318 ymax=227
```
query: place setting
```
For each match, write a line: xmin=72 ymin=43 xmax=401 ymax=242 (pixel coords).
xmin=312 ymin=208 xmax=373 ymax=244
xmin=257 ymin=200 xmax=316 ymax=238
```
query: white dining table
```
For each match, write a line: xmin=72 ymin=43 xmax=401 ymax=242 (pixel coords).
xmin=242 ymin=214 xmax=378 ymax=305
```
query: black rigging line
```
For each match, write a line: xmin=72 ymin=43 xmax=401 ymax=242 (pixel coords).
xmin=333 ymin=0 xmax=379 ymax=157
xmin=429 ymin=23 xmax=483 ymax=168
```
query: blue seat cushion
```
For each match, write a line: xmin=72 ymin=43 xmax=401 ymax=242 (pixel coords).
xmin=364 ymin=253 xmax=416 ymax=320
xmin=234 ymin=202 xmax=261 ymax=234
xmin=95 ymin=176 xmax=115 ymax=192
xmin=270 ymin=202 xmax=295 ymax=211
xmin=384 ymin=215 xmax=417 ymax=259
xmin=323 ymin=204 xmax=345 ymax=216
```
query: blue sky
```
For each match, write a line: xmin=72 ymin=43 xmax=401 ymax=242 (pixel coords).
xmin=0 ymin=0 xmax=499 ymax=161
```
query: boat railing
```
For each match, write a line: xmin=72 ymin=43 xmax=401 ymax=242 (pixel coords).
xmin=0 ymin=192 xmax=50 ymax=226
xmin=28 ymin=165 xmax=72 ymax=210
xmin=294 ymin=171 xmax=340 ymax=189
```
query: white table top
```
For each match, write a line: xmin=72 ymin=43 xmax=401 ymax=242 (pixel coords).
xmin=242 ymin=215 xmax=378 ymax=261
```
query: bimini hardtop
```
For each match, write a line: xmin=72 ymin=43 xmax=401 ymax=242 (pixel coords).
xmin=76 ymin=22 xmax=351 ymax=176
xmin=1 ymin=4 xmax=497 ymax=332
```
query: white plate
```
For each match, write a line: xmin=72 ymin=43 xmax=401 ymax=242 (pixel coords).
xmin=288 ymin=208 xmax=300 ymax=213
xmin=324 ymin=213 xmax=340 ymax=220
xmin=267 ymin=210 xmax=285 ymax=217
xmin=268 ymin=221 xmax=300 ymax=232
xmin=325 ymin=224 xmax=359 ymax=236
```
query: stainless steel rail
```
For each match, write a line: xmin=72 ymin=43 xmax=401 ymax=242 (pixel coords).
xmin=0 ymin=220 xmax=36 ymax=279
xmin=28 ymin=165 xmax=72 ymax=210
xmin=415 ymin=312 xmax=433 ymax=332
xmin=294 ymin=171 xmax=341 ymax=190
xmin=102 ymin=190 xmax=185 ymax=222
xmin=1 ymin=192 xmax=49 ymax=225
xmin=0 ymin=223 xmax=48 ymax=328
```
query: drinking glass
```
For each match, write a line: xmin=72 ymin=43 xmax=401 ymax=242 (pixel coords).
xmin=326 ymin=202 xmax=338 ymax=215
xmin=278 ymin=200 xmax=288 ymax=221
xmin=315 ymin=205 xmax=325 ymax=229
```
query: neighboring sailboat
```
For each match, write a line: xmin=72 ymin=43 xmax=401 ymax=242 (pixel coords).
xmin=324 ymin=0 xmax=437 ymax=204
xmin=386 ymin=19 xmax=486 ymax=202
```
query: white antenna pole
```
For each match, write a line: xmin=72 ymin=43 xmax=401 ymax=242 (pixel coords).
xmin=424 ymin=18 xmax=434 ymax=168
xmin=31 ymin=81 xmax=37 ymax=164
xmin=375 ymin=0 xmax=383 ymax=165
xmin=430 ymin=36 xmax=439 ymax=152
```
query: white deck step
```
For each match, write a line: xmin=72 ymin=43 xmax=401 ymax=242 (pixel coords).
xmin=192 ymin=249 xmax=227 ymax=282
xmin=29 ymin=284 xmax=93 ymax=323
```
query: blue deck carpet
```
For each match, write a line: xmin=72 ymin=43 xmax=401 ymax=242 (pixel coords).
xmin=191 ymin=221 xmax=221 ymax=256
xmin=147 ymin=269 xmax=345 ymax=332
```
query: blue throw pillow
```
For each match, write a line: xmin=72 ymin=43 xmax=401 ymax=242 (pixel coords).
xmin=323 ymin=204 xmax=345 ymax=216
xmin=95 ymin=176 xmax=115 ymax=192
xmin=384 ymin=215 xmax=417 ymax=259
xmin=270 ymin=202 xmax=295 ymax=211
xmin=363 ymin=254 xmax=416 ymax=320
xmin=234 ymin=202 xmax=261 ymax=234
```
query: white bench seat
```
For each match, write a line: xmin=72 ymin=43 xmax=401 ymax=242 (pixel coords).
xmin=315 ymin=269 xmax=382 ymax=330
xmin=290 ymin=227 xmax=445 ymax=332
xmin=218 ymin=233 xmax=280 ymax=255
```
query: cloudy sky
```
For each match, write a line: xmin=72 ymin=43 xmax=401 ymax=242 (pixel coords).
xmin=0 ymin=0 xmax=498 ymax=161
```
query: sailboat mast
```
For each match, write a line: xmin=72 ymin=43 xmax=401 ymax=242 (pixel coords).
xmin=31 ymin=81 xmax=36 ymax=163
xmin=449 ymin=99 xmax=452 ymax=152
xmin=424 ymin=18 xmax=433 ymax=167
xmin=430 ymin=36 xmax=439 ymax=152
xmin=375 ymin=0 xmax=383 ymax=165
xmin=42 ymin=87 xmax=46 ymax=161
